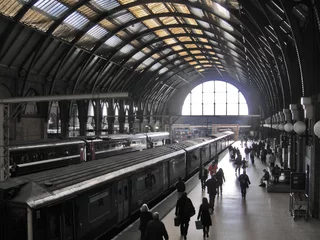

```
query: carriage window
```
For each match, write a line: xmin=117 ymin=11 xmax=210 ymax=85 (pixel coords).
xmin=124 ymin=186 xmax=128 ymax=200
xmin=89 ymin=190 xmax=110 ymax=223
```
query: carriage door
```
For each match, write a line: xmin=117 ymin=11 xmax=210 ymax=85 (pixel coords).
xmin=117 ymin=179 xmax=129 ymax=223
xmin=62 ymin=201 xmax=75 ymax=240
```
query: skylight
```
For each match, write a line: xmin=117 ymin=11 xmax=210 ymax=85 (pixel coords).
xmin=64 ymin=11 xmax=89 ymax=30
xmin=34 ymin=0 xmax=68 ymax=18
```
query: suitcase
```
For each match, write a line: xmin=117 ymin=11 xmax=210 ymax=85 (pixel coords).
xmin=195 ymin=220 xmax=203 ymax=230
xmin=174 ymin=217 xmax=180 ymax=227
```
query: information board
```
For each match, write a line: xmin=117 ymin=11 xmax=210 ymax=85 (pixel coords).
xmin=290 ymin=172 xmax=306 ymax=192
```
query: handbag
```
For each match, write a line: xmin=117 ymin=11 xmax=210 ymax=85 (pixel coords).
xmin=195 ymin=220 xmax=203 ymax=230
xmin=174 ymin=217 xmax=180 ymax=227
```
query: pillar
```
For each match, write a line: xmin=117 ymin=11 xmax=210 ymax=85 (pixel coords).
xmin=59 ymin=101 xmax=70 ymax=138
xmin=107 ymin=99 xmax=115 ymax=134
xmin=128 ymin=101 xmax=135 ymax=133
xmin=93 ymin=100 xmax=102 ymax=135
xmin=118 ymin=100 xmax=125 ymax=134
xmin=77 ymin=100 xmax=88 ymax=136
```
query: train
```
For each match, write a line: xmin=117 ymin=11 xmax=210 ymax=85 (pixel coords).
xmin=9 ymin=132 xmax=170 ymax=175
xmin=0 ymin=131 xmax=234 ymax=240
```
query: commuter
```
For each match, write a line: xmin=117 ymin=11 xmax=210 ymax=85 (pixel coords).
xmin=269 ymin=152 xmax=276 ymax=169
xmin=259 ymin=169 xmax=270 ymax=187
xmin=234 ymin=155 xmax=242 ymax=175
xmin=175 ymin=192 xmax=195 ymax=240
xmin=175 ymin=177 xmax=186 ymax=198
xmin=197 ymin=197 xmax=213 ymax=238
xmin=238 ymin=170 xmax=251 ymax=199
xmin=199 ymin=165 xmax=209 ymax=191
xmin=208 ymin=161 xmax=218 ymax=176
xmin=241 ymin=158 xmax=248 ymax=170
xmin=272 ymin=165 xmax=281 ymax=184
xmin=144 ymin=212 xmax=169 ymax=240
xmin=10 ymin=162 xmax=19 ymax=178
xmin=205 ymin=175 xmax=218 ymax=209
xmin=250 ymin=150 xmax=255 ymax=164
xmin=139 ymin=204 xmax=153 ymax=240
xmin=215 ymin=168 xmax=225 ymax=195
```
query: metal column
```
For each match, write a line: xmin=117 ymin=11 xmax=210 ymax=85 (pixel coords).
xmin=0 ymin=104 xmax=10 ymax=181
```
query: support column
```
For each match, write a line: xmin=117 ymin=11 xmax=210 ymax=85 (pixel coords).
xmin=59 ymin=101 xmax=70 ymax=138
xmin=107 ymin=99 xmax=115 ymax=134
xmin=77 ymin=100 xmax=88 ymax=136
xmin=128 ymin=101 xmax=135 ymax=133
xmin=118 ymin=100 xmax=125 ymax=134
xmin=93 ymin=100 xmax=102 ymax=135
xmin=0 ymin=104 xmax=10 ymax=181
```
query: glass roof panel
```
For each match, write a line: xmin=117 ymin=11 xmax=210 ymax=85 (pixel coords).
xmin=159 ymin=16 xmax=178 ymax=25
xmin=152 ymin=53 xmax=160 ymax=59
xmin=179 ymin=52 xmax=188 ymax=56
xmin=104 ymin=35 xmax=122 ymax=47
xmin=87 ymin=24 xmax=108 ymax=39
xmin=184 ymin=17 xmax=198 ymax=26
xmin=114 ymin=11 xmax=135 ymax=24
xmin=150 ymin=62 xmax=162 ymax=71
xmin=191 ymin=50 xmax=201 ymax=54
xmin=189 ymin=61 xmax=197 ymax=65
xmin=189 ymin=7 xmax=204 ymax=18
xmin=170 ymin=28 xmax=186 ymax=34
xmin=195 ymin=65 xmax=201 ymax=69
xmin=34 ymin=0 xmax=68 ymax=19
xmin=120 ymin=44 xmax=135 ymax=54
xmin=161 ymin=49 xmax=172 ymax=55
xmin=126 ymin=22 xmax=147 ymax=34
xmin=185 ymin=57 xmax=193 ymax=61
xmin=118 ymin=0 xmax=136 ymax=4
xmin=198 ymin=69 xmax=205 ymax=72
xmin=90 ymin=0 xmax=120 ymax=12
xmin=193 ymin=29 xmax=203 ymax=35
xmin=172 ymin=45 xmax=183 ymax=51
xmin=209 ymin=51 xmax=215 ymax=55
xmin=147 ymin=3 xmax=169 ymax=14
xmin=167 ymin=54 xmax=178 ymax=60
xmin=20 ymin=9 xmax=54 ymax=31
xmin=64 ymin=11 xmax=89 ymax=30
xmin=164 ymin=38 xmax=177 ymax=45
xmin=78 ymin=5 xmax=98 ymax=19
xmin=100 ymin=19 xmax=116 ymax=30
xmin=159 ymin=67 xmax=169 ymax=74
xmin=143 ymin=19 xmax=161 ymax=28
xmin=60 ymin=0 xmax=79 ymax=6
xmin=141 ymin=33 xmax=157 ymax=43
xmin=174 ymin=4 xmax=191 ymax=14
xmin=185 ymin=44 xmax=197 ymax=48
xmin=195 ymin=56 xmax=206 ymax=59
xmin=142 ymin=57 xmax=155 ymax=66
xmin=224 ymin=32 xmax=236 ymax=42
xmin=0 ymin=0 xmax=23 ymax=17
xmin=204 ymin=45 xmax=212 ymax=49
xmin=220 ymin=19 xmax=234 ymax=32
xmin=213 ymin=2 xmax=231 ymax=19
xmin=200 ymin=60 xmax=210 ymax=63
xmin=178 ymin=36 xmax=192 ymax=42
xmin=129 ymin=5 xmax=149 ymax=18
xmin=198 ymin=38 xmax=208 ymax=43
xmin=132 ymin=51 xmax=146 ymax=60
xmin=154 ymin=29 xmax=169 ymax=37
xmin=203 ymin=64 xmax=213 ymax=67
xmin=197 ymin=20 xmax=211 ymax=29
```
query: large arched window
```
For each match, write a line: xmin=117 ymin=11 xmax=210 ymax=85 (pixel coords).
xmin=182 ymin=81 xmax=248 ymax=115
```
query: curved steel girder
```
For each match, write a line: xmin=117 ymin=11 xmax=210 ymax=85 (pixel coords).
xmin=279 ymin=0 xmax=307 ymax=97
xmin=88 ymin=11 xmax=242 ymax=54
xmin=250 ymin=0 xmax=293 ymax=107
xmin=71 ymin=54 xmax=95 ymax=93
xmin=72 ymin=0 xmax=244 ymax=47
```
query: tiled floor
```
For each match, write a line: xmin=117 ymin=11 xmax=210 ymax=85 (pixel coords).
xmin=162 ymin=141 xmax=320 ymax=240
xmin=113 ymin=142 xmax=320 ymax=240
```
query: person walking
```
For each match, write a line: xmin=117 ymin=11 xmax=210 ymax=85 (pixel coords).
xmin=175 ymin=177 xmax=186 ymax=199
xmin=205 ymin=174 xmax=218 ymax=210
xmin=208 ymin=161 xmax=218 ymax=176
xmin=197 ymin=197 xmax=213 ymax=238
xmin=235 ymin=155 xmax=242 ymax=175
xmin=139 ymin=204 xmax=153 ymax=240
xmin=199 ymin=165 xmax=209 ymax=191
xmin=238 ymin=170 xmax=251 ymax=199
xmin=215 ymin=168 xmax=225 ymax=195
xmin=175 ymin=192 xmax=195 ymax=240
xmin=144 ymin=212 xmax=169 ymax=240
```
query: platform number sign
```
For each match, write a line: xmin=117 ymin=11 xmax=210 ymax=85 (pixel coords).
xmin=290 ymin=172 xmax=306 ymax=192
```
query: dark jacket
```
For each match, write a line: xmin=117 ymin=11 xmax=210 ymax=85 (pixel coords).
xmin=238 ymin=173 xmax=251 ymax=188
xmin=216 ymin=170 xmax=225 ymax=186
xmin=197 ymin=203 xmax=212 ymax=227
xmin=206 ymin=177 xmax=217 ymax=195
xmin=144 ymin=219 xmax=169 ymax=240
xmin=139 ymin=211 xmax=153 ymax=233
xmin=175 ymin=195 xmax=194 ymax=221
xmin=175 ymin=180 xmax=186 ymax=193
xmin=199 ymin=168 xmax=208 ymax=180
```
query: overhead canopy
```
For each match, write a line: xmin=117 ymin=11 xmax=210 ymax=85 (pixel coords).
xmin=0 ymin=0 xmax=317 ymax=115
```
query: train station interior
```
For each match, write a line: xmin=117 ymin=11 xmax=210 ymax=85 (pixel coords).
xmin=0 ymin=0 xmax=320 ymax=240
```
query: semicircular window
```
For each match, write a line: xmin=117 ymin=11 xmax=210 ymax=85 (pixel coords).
xmin=182 ymin=81 xmax=248 ymax=116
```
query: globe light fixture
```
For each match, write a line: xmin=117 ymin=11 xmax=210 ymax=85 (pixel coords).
xmin=293 ymin=121 xmax=306 ymax=134
xmin=278 ymin=123 xmax=284 ymax=131
xmin=284 ymin=122 xmax=294 ymax=133
xmin=314 ymin=121 xmax=320 ymax=138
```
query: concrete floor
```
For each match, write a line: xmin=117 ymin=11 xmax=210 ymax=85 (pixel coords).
xmin=162 ymin=141 xmax=320 ymax=240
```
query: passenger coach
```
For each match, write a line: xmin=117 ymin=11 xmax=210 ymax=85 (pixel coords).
xmin=0 ymin=131 xmax=234 ymax=240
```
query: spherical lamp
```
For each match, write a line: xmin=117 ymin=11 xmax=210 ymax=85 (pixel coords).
xmin=314 ymin=121 xmax=320 ymax=138
xmin=274 ymin=124 xmax=279 ymax=130
xmin=284 ymin=123 xmax=294 ymax=133
xmin=293 ymin=121 xmax=306 ymax=134
xmin=278 ymin=123 xmax=284 ymax=131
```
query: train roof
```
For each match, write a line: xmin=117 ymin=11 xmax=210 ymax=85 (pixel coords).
xmin=1 ymin=145 xmax=185 ymax=208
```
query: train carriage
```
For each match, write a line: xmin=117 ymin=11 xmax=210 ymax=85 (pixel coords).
xmin=0 ymin=131 xmax=234 ymax=240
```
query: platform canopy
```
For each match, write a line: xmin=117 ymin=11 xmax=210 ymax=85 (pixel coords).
xmin=0 ymin=0 xmax=317 ymax=115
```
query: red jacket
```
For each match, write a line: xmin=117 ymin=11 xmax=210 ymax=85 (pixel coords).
xmin=208 ymin=164 xmax=218 ymax=175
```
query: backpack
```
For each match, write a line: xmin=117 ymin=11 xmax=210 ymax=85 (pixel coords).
xmin=185 ymin=199 xmax=195 ymax=217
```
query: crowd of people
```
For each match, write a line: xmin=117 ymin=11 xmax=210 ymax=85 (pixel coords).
xmin=139 ymin=137 xmax=282 ymax=240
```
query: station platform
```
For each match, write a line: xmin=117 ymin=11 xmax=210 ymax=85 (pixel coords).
xmin=112 ymin=142 xmax=320 ymax=240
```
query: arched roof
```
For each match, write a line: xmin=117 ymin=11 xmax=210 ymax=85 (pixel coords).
xmin=0 ymin=0 xmax=319 ymax=116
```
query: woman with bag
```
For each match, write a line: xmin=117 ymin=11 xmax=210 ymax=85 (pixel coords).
xmin=197 ymin=197 xmax=212 ymax=238
xmin=139 ymin=204 xmax=153 ymax=240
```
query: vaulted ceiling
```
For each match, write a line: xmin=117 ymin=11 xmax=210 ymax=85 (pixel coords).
xmin=0 ymin=0 xmax=319 ymax=116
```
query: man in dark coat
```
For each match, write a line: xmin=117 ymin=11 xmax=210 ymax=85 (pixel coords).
xmin=238 ymin=170 xmax=251 ymax=199
xmin=205 ymin=175 xmax=217 ymax=209
xmin=175 ymin=192 xmax=195 ymax=240
xmin=175 ymin=177 xmax=186 ymax=198
xmin=144 ymin=212 xmax=169 ymax=240
xmin=199 ymin=165 xmax=209 ymax=191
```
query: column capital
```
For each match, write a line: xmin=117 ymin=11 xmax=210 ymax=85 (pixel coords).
xmin=301 ymin=97 xmax=314 ymax=119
